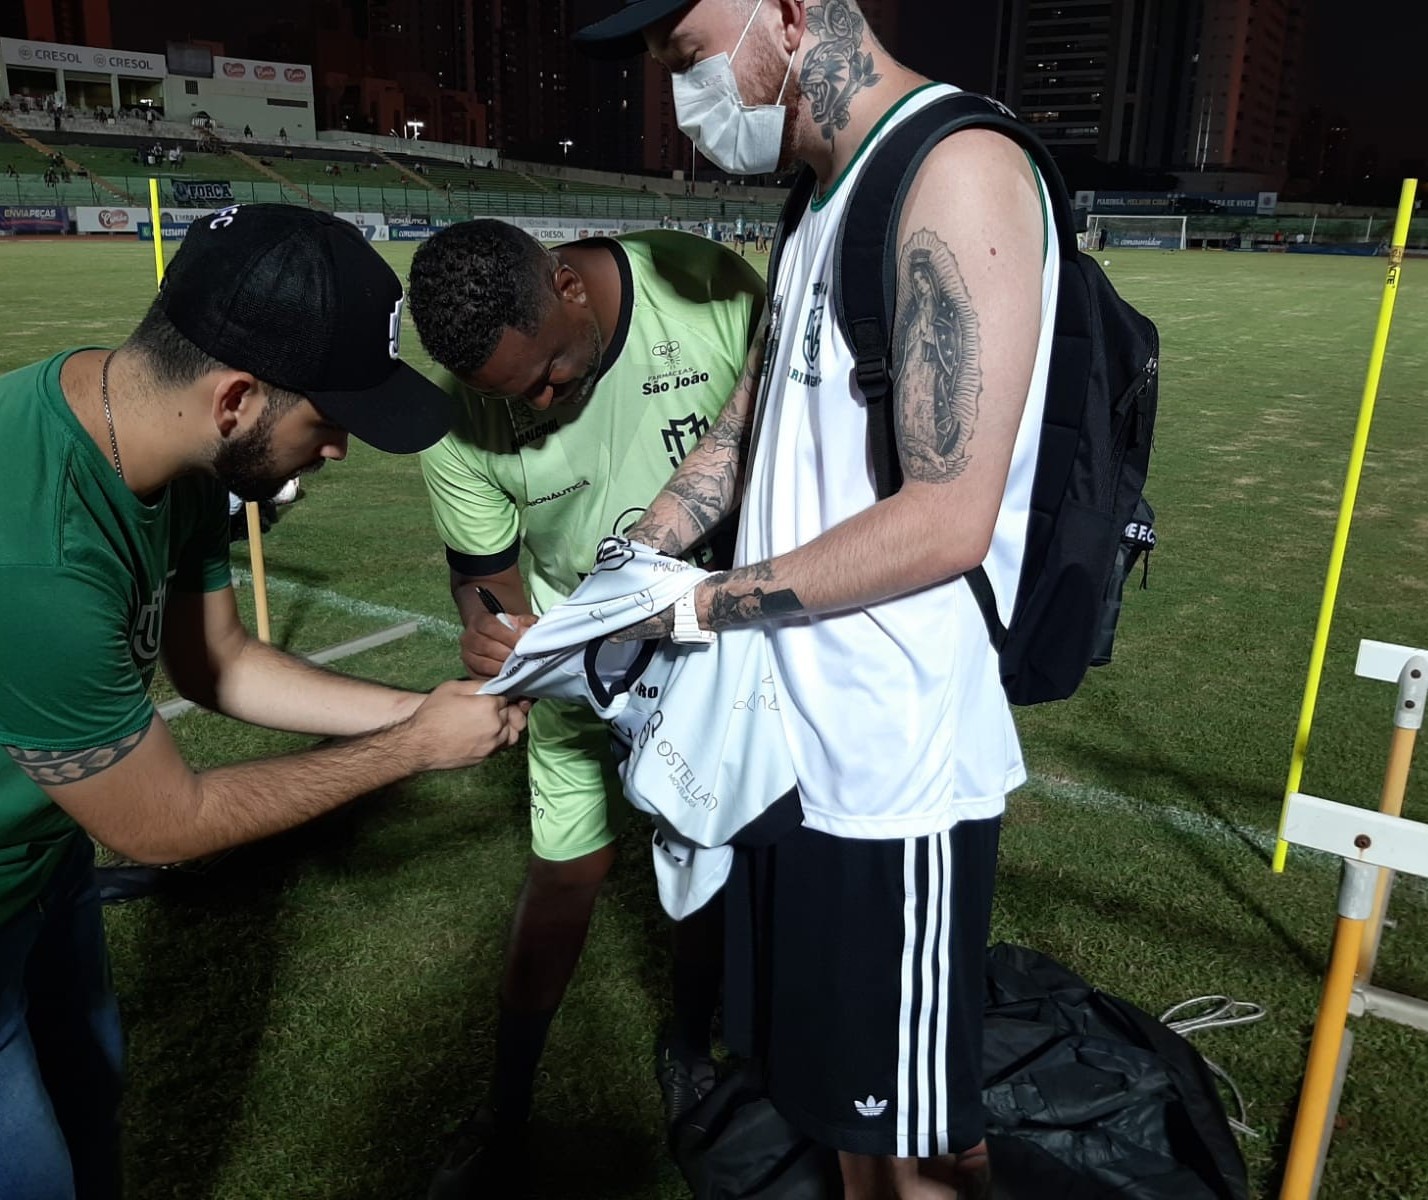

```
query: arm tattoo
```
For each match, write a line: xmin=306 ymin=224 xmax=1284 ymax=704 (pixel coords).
xmin=704 ymin=562 xmax=803 ymax=632
xmin=892 ymin=229 xmax=983 ymax=483
xmin=628 ymin=324 xmax=765 ymax=554
xmin=635 ymin=400 xmax=748 ymax=555
xmin=5 ymin=727 xmax=148 ymax=786
xmin=801 ymin=1 xmax=883 ymax=145
xmin=610 ymin=562 xmax=803 ymax=642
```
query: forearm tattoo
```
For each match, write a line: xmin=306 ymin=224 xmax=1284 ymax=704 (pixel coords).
xmin=5 ymin=726 xmax=148 ymax=786
xmin=801 ymin=1 xmax=883 ymax=145
xmin=892 ymin=229 xmax=983 ymax=483
xmin=704 ymin=562 xmax=803 ymax=632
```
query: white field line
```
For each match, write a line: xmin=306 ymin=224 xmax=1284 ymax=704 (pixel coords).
xmin=156 ymin=573 xmax=459 ymax=722
xmin=232 ymin=568 xmax=462 ymax=638
xmin=157 ymin=619 xmax=426 ymax=721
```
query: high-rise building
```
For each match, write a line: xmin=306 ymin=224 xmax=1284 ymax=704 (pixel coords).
xmin=20 ymin=0 xmax=111 ymax=47
xmin=566 ymin=51 xmax=649 ymax=174
xmin=995 ymin=0 xmax=1303 ymax=182
xmin=1181 ymin=0 xmax=1303 ymax=177
xmin=468 ymin=0 xmax=572 ymax=160
xmin=994 ymin=0 xmax=1198 ymax=167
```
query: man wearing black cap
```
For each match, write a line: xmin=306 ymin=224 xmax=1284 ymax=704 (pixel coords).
xmin=0 ymin=204 xmax=527 ymax=1199
xmin=575 ymin=3 xmax=1058 ymax=1198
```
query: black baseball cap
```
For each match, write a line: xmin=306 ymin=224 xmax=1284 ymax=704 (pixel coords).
xmin=159 ymin=204 xmax=451 ymax=453
xmin=574 ymin=0 xmax=695 ymax=58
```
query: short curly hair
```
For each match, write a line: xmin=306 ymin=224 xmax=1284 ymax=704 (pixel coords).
xmin=408 ymin=219 xmax=555 ymax=375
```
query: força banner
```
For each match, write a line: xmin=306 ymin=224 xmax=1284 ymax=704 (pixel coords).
xmin=172 ymin=180 xmax=234 ymax=204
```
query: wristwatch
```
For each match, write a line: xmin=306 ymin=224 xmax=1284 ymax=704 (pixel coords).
xmin=671 ymin=587 xmax=717 ymax=645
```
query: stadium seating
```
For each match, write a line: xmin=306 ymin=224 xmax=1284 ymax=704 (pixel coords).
xmin=1 ymin=110 xmax=787 ymax=225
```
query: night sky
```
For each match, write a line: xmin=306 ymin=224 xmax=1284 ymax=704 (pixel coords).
xmin=107 ymin=0 xmax=1428 ymax=172
xmin=894 ymin=0 xmax=1428 ymax=171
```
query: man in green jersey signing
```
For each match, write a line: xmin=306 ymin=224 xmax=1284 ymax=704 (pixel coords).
xmin=410 ymin=218 xmax=764 ymax=1194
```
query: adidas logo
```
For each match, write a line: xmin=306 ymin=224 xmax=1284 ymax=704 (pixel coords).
xmin=854 ymin=1095 xmax=888 ymax=1118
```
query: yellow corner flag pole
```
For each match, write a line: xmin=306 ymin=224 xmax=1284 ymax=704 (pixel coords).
xmin=147 ymin=177 xmax=165 ymax=286
xmin=149 ymin=177 xmax=272 ymax=642
xmin=1272 ymin=177 xmax=1418 ymax=873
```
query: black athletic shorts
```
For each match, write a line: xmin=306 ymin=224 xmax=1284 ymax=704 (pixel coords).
xmin=724 ymin=815 xmax=1000 ymax=1158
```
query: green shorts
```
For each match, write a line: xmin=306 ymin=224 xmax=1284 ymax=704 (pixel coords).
xmin=525 ymin=698 xmax=626 ymax=862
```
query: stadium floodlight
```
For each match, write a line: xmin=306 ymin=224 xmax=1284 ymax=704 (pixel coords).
xmin=405 ymin=120 xmax=424 ymax=141
xmin=559 ymin=138 xmax=574 ymax=159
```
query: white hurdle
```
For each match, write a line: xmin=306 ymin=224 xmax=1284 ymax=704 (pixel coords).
xmin=1278 ymin=643 xmax=1428 ymax=1198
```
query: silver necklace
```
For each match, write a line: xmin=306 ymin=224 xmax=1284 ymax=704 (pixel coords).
xmin=101 ymin=351 xmax=124 ymax=481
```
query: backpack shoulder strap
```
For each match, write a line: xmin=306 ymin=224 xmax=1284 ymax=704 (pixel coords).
xmin=832 ymin=91 xmax=1077 ymax=505
xmin=768 ymin=164 xmax=818 ymax=299
xmin=831 ymin=92 xmax=1077 ymax=651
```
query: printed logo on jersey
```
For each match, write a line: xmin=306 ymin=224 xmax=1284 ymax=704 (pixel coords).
xmin=131 ymin=570 xmax=175 ymax=677
xmin=571 ymin=508 xmax=715 ymax=582
xmin=642 ymin=339 xmax=709 ymax=397
xmin=789 ymin=281 xmax=825 ymax=387
xmin=803 ymin=281 xmax=826 ymax=365
xmin=661 ymin=412 xmax=711 ymax=468
xmin=593 ymin=536 xmax=636 ymax=574
xmin=509 ymin=403 xmax=559 ymax=450
xmin=528 ymin=479 xmax=591 ymax=506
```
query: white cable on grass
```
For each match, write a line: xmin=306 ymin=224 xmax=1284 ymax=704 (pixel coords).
xmin=1160 ymin=995 xmax=1267 ymax=1138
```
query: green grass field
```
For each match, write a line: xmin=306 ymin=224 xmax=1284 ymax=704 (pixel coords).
xmin=4 ymin=237 xmax=1428 ymax=1199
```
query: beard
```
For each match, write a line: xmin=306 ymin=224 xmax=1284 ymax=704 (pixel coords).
xmin=215 ymin=411 xmax=296 ymax=502
xmin=564 ymin=317 xmax=604 ymax=407
xmin=740 ymin=26 xmax=804 ymax=172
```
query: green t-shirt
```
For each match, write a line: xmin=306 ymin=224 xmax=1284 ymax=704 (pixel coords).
xmin=421 ymin=230 xmax=765 ymax=615
xmin=0 ymin=350 xmax=232 ymax=926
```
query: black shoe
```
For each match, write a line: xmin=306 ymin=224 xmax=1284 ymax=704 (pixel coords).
xmin=654 ymin=1029 xmax=717 ymax=1131
xmin=427 ymin=1106 xmax=529 ymax=1200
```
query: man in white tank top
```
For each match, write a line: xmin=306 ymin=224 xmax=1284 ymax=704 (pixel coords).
xmin=577 ymin=2 xmax=1058 ymax=1194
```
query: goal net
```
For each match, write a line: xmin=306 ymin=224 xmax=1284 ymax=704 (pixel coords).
xmin=1085 ymin=215 xmax=1188 ymax=251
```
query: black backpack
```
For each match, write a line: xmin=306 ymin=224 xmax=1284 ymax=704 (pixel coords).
xmin=767 ymin=92 xmax=1159 ymax=704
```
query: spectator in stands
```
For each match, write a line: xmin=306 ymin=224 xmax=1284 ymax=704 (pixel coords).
xmin=145 ymin=107 xmax=154 ymax=127
xmin=278 ymin=127 xmax=288 ymax=142
xmin=4 ymin=164 xmax=16 ymax=179
xmin=244 ymin=125 xmax=253 ymax=138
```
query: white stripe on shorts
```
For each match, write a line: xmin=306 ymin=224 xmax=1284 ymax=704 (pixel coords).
xmin=895 ymin=832 xmax=957 ymax=1158
xmin=934 ymin=830 xmax=954 ymax=1152
xmin=896 ymin=837 xmax=918 ymax=1157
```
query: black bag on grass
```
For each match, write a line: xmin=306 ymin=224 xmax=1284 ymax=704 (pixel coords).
xmin=670 ymin=1060 xmax=840 ymax=1199
xmin=670 ymin=946 xmax=1247 ymax=1200
xmin=982 ymin=943 xmax=1249 ymax=1200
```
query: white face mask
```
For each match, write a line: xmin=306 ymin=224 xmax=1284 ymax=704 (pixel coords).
xmin=672 ymin=0 xmax=796 ymax=176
